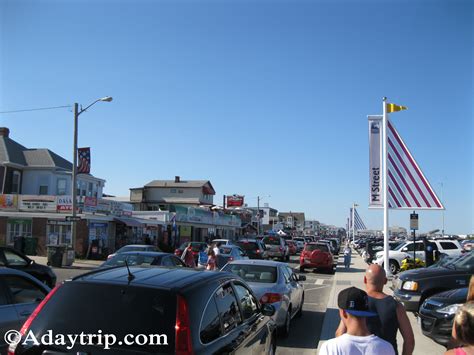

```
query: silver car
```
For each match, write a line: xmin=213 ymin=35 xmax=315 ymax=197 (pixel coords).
xmin=221 ymin=259 xmax=305 ymax=337
xmin=0 ymin=268 xmax=50 ymax=353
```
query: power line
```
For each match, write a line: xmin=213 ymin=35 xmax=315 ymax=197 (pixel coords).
xmin=0 ymin=105 xmax=71 ymax=114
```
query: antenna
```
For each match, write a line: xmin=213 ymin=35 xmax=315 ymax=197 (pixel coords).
xmin=124 ymin=259 xmax=135 ymax=283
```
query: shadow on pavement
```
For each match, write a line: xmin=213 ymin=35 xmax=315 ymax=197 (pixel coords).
xmin=336 ymin=267 xmax=366 ymax=273
xmin=277 ymin=310 xmax=325 ymax=349
xmin=317 ymin=308 xmax=340 ymax=341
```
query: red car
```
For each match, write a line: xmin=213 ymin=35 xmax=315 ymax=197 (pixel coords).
xmin=300 ymin=242 xmax=334 ymax=274
xmin=286 ymin=240 xmax=297 ymax=255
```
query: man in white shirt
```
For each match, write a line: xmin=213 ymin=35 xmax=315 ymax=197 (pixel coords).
xmin=319 ymin=287 xmax=395 ymax=355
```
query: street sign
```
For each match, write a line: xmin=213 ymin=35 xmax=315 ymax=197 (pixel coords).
xmin=66 ymin=216 xmax=81 ymax=222
xmin=410 ymin=212 xmax=418 ymax=230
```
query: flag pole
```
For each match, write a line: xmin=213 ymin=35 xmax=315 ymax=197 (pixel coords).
xmin=382 ymin=97 xmax=390 ymax=275
xmin=352 ymin=204 xmax=355 ymax=243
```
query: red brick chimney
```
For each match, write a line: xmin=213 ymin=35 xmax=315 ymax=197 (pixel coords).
xmin=0 ymin=127 xmax=10 ymax=137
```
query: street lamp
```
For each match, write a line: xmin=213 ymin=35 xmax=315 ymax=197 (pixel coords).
xmin=71 ymin=97 xmax=113 ymax=256
xmin=352 ymin=203 xmax=358 ymax=242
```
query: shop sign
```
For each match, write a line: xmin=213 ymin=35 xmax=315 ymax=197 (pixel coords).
xmin=48 ymin=219 xmax=71 ymax=226
xmin=96 ymin=199 xmax=112 ymax=214
xmin=57 ymin=196 xmax=73 ymax=212
xmin=19 ymin=195 xmax=56 ymax=212
xmin=227 ymin=195 xmax=244 ymax=207
xmin=122 ymin=203 xmax=133 ymax=216
xmin=8 ymin=218 xmax=32 ymax=225
xmin=84 ymin=197 xmax=98 ymax=213
xmin=0 ymin=194 xmax=18 ymax=210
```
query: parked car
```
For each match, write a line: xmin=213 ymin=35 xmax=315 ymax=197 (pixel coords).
xmin=392 ymin=251 xmax=473 ymax=312
xmin=174 ymin=241 xmax=208 ymax=264
xmin=212 ymin=239 xmax=233 ymax=247
xmin=262 ymin=236 xmax=289 ymax=262
xmin=234 ymin=239 xmax=267 ymax=259
xmin=374 ymin=239 xmax=462 ymax=274
xmin=106 ymin=244 xmax=159 ymax=260
xmin=221 ymin=259 xmax=305 ymax=337
xmin=0 ymin=268 xmax=50 ymax=354
xmin=101 ymin=251 xmax=187 ymax=268
xmin=286 ymin=240 xmax=297 ymax=255
xmin=216 ymin=245 xmax=249 ymax=269
xmin=299 ymin=242 xmax=334 ymax=274
xmin=418 ymin=287 xmax=468 ymax=346
xmin=293 ymin=238 xmax=306 ymax=252
xmin=9 ymin=266 xmax=277 ymax=355
xmin=0 ymin=247 xmax=56 ymax=287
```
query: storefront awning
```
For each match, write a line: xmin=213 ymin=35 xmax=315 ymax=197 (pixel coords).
xmin=114 ymin=217 xmax=146 ymax=227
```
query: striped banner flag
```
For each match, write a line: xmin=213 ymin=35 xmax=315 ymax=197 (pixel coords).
xmin=387 ymin=120 xmax=444 ymax=209
xmin=350 ymin=208 xmax=367 ymax=230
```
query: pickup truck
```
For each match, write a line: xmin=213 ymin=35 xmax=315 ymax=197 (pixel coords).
xmin=392 ymin=251 xmax=473 ymax=313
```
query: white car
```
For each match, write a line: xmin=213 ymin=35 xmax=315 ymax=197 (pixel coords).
xmin=374 ymin=239 xmax=462 ymax=274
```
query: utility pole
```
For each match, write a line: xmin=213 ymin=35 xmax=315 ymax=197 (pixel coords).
xmin=71 ymin=103 xmax=79 ymax=253
xmin=257 ymin=196 xmax=260 ymax=236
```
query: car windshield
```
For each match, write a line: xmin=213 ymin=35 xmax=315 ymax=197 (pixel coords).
xmin=393 ymin=242 xmax=407 ymax=251
xmin=305 ymin=244 xmax=329 ymax=252
xmin=236 ymin=242 xmax=258 ymax=250
xmin=102 ymin=254 xmax=159 ymax=267
xmin=445 ymin=252 xmax=473 ymax=271
xmin=263 ymin=237 xmax=280 ymax=245
xmin=223 ymin=264 xmax=278 ymax=283
xmin=219 ymin=247 xmax=233 ymax=255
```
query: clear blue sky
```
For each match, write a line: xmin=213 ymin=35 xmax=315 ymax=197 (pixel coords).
xmin=1 ymin=0 xmax=472 ymax=234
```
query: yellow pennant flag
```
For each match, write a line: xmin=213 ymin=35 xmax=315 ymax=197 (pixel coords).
xmin=386 ymin=103 xmax=407 ymax=113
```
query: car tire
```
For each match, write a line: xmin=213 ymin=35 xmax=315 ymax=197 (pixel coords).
xmin=279 ymin=308 xmax=291 ymax=338
xmin=299 ymin=266 xmax=305 ymax=273
xmin=296 ymin=293 xmax=304 ymax=318
xmin=389 ymin=260 xmax=400 ymax=274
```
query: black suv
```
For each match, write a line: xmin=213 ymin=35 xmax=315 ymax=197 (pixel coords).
xmin=392 ymin=251 xmax=473 ymax=312
xmin=10 ymin=266 xmax=277 ymax=354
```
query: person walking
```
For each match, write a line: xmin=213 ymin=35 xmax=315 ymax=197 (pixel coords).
xmin=444 ymin=301 xmax=474 ymax=355
xmin=343 ymin=243 xmax=352 ymax=269
xmin=206 ymin=248 xmax=217 ymax=271
xmin=320 ymin=287 xmax=394 ymax=355
xmin=336 ymin=264 xmax=415 ymax=355
xmin=181 ymin=243 xmax=196 ymax=268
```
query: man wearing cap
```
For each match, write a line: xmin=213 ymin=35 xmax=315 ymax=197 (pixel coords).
xmin=320 ymin=287 xmax=395 ymax=355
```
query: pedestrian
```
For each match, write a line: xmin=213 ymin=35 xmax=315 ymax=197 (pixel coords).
xmin=206 ymin=248 xmax=216 ymax=271
xmin=320 ymin=287 xmax=394 ymax=355
xmin=444 ymin=301 xmax=474 ymax=355
xmin=343 ymin=244 xmax=352 ymax=269
xmin=197 ymin=246 xmax=209 ymax=269
xmin=181 ymin=243 xmax=196 ymax=268
xmin=335 ymin=265 xmax=415 ymax=354
xmin=213 ymin=242 xmax=220 ymax=256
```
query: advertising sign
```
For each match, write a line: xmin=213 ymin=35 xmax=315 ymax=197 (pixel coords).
xmin=57 ymin=196 xmax=73 ymax=212
xmin=0 ymin=194 xmax=18 ymax=210
xmin=227 ymin=195 xmax=244 ymax=207
xmin=410 ymin=212 xmax=419 ymax=230
xmin=368 ymin=116 xmax=383 ymax=207
xmin=19 ymin=195 xmax=56 ymax=212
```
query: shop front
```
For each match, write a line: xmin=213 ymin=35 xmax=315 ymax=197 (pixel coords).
xmin=6 ymin=218 xmax=32 ymax=245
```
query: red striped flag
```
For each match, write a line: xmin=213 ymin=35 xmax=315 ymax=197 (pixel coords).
xmin=387 ymin=120 xmax=443 ymax=209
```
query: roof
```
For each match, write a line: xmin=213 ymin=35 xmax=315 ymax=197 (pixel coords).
xmin=144 ymin=179 xmax=216 ymax=194
xmin=0 ymin=136 xmax=28 ymax=165
xmin=73 ymin=266 xmax=233 ymax=291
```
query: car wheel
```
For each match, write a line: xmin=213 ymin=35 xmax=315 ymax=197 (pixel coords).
xmin=279 ymin=309 xmax=291 ymax=337
xmin=389 ymin=260 xmax=400 ymax=274
xmin=296 ymin=293 xmax=304 ymax=318
xmin=299 ymin=266 xmax=305 ymax=273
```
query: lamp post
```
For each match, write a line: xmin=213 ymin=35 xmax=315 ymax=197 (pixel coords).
xmin=256 ymin=195 xmax=271 ymax=236
xmin=71 ymin=97 xmax=112 ymax=255
xmin=352 ymin=203 xmax=358 ymax=242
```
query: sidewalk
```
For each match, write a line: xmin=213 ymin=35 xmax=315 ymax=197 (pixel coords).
xmin=30 ymin=255 xmax=103 ymax=269
xmin=316 ymin=251 xmax=445 ymax=355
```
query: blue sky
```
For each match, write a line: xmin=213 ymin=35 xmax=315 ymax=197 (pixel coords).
xmin=1 ymin=0 xmax=472 ymax=234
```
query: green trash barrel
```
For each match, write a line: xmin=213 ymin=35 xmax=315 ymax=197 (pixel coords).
xmin=24 ymin=237 xmax=38 ymax=256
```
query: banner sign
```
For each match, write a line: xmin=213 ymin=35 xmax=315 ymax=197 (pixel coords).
xmin=19 ymin=195 xmax=56 ymax=212
xmin=368 ymin=116 xmax=383 ymax=207
xmin=77 ymin=147 xmax=91 ymax=174
xmin=227 ymin=195 xmax=244 ymax=207
xmin=57 ymin=196 xmax=73 ymax=212
xmin=0 ymin=194 xmax=18 ymax=210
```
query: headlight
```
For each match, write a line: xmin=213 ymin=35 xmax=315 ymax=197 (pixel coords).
xmin=438 ymin=304 xmax=463 ymax=315
xmin=402 ymin=281 xmax=418 ymax=291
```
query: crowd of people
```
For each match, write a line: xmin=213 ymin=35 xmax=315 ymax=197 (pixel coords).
xmin=179 ymin=242 xmax=219 ymax=270
xmin=320 ymin=249 xmax=474 ymax=355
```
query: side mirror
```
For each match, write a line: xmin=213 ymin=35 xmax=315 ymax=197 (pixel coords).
xmin=261 ymin=304 xmax=276 ymax=317
xmin=298 ymin=275 xmax=306 ymax=281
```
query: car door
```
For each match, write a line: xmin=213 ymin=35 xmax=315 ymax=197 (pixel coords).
xmin=3 ymin=275 xmax=48 ymax=329
xmin=0 ymin=276 xmax=20 ymax=353
xmin=285 ymin=266 xmax=302 ymax=316
xmin=232 ymin=282 xmax=270 ymax=355
xmin=280 ymin=267 xmax=293 ymax=314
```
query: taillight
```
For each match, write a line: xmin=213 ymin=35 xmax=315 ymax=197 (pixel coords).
xmin=8 ymin=284 xmax=62 ymax=355
xmin=256 ymin=249 xmax=260 ymax=253
xmin=260 ymin=293 xmax=282 ymax=304
xmin=175 ymin=295 xmax=193 ymax=355
xmin=229 ymin=257 xmax=234 ymax=261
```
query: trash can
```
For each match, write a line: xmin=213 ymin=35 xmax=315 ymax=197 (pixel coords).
xmin=47 ymin=245 xmax=65 ymax=268
xmin=62 ymin=247 xmax=75 ymax=267
xmin=13 ymin=236 xmax=26 ymax=254
xmin=24 ymin=237 xmax=38 ymax=256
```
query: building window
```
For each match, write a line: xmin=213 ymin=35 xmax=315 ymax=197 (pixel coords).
xmin=88 ymin=182 xmax=93 ymax=197
xmin=47 ymin=223 xmax=71 ymax=245
xmin=170 ymin=189 xmax=177 ymax=193
xmin=57 ymin=179 xmax=67 ymax=195
xmin=11 ymin=171 xmax=20 ymax=194
xmin=7 ymin=219 xmax=32 ymax=244
xmin=178 ymin=189 xmax=183 ymax=194
xmin=39 ymin=185 xmax=48 ymax=195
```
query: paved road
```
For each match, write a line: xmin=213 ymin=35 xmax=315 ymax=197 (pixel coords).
xmin=276 ymin=255 xmax=335 ymax=355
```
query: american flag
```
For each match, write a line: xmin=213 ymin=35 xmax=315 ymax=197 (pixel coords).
xmin=77 ymin=147 xmax=91 ymax=174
